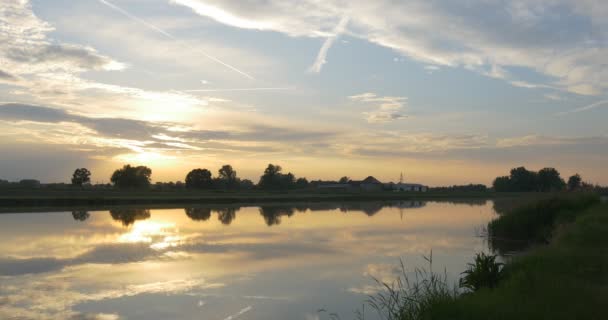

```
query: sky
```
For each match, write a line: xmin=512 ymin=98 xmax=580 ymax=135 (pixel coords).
xmin=1 ymin=0 xmax=607 ymax=185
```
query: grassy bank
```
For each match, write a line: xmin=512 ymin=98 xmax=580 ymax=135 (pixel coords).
xmin=425 ymin=200 xmax=608 ymax=319
xmin=367 ymin=194 xmax=607 ymax=320
xmin=0 ymin=188 xmax=529 ymax=209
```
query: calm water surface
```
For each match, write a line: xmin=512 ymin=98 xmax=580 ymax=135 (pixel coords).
xmin=0 ymin=200 xmax=497 ymax=320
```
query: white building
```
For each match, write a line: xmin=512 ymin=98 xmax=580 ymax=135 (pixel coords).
xmin=392 ymin=183 xmax=428 ymax=192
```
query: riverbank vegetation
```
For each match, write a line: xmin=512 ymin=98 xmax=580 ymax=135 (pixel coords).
xmin=362 ymin=194 xmax=607 ymax=320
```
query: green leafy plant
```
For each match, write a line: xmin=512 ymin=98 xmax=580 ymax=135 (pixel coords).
xmin=459 ymin=252 xmax=503 ymax=292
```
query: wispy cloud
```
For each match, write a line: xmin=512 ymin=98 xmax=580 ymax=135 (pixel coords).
xmin=183 ymin=87 xmax=293 ymax=92
xmin=349 ymin=92 xmax=408 ymax=123
xmin=556 ymin=99 xmax=608 ymax=116
xmin=308 ymin=16 xmax=349 ymax=73
xmin=172 ymin=0 xmax=608 ymax=95
xmin=97 ymin=0 xmax=255 ymax=80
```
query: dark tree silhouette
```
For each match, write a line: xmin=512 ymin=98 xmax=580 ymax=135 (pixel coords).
xmin=110 ymin=208 xmax=151 ymax=226
xmin=296 ymin=177 xmax=309 ymax=189
xmin=509 ymin=167 xmax=538 ymax=192
xmin=258 ymin=164 xmax=297 ymax=190
xmin=339 ymin=176 xmax=350 ymax=184
xmin=71 ymin=168 xmax=91 ymax=187
xmin=537 ymin=167 xmax=566 ymax=192
xmin=494 ymin=167 xmax=569 ymax=192
xmin=185 ymin=168 xmax=213 ymax=189
xmin=493 ymin=176 xmax=512 ymax=192
xmin=110 ymin=165 xmax=152 ymax=189
xmin=217 ymin=208 xmax=237 ymax=225
xmin=568 ymin=174 xmax=582 ymax=191
xmin=217 ymin=164 xmax=238 ymax=189
xmin=185 ymin=207 xmax=212 ymax=221
xmin=72 ymin=210 xmax=90 ymax=221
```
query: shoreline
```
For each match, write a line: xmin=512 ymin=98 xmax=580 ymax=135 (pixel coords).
xmin=0 ymin=190 xmax=539 ymax=213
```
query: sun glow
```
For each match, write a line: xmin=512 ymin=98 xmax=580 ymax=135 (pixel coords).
xmin=118 ymin=220 xmax=182 ymax=250
xmin=113 ymin=152 xmax=176 ymax=166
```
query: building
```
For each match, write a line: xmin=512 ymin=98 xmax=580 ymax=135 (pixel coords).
xmin=392 ymin=183 xmax=428 ymax=192
xmin=350 ymin=176 xmax=383 ymax=191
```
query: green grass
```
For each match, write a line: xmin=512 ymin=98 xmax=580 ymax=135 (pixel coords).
xmin=488 ymin=193 xmax=599 ymax=254
xmin=422 ymin=202 xmax=608 ymax=320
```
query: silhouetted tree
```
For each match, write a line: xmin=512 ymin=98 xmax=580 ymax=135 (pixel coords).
xmin=110 ymin=165 xmax=152 ymax=189
xmin=110 ymin=208 xmax=151 ymax=226
xmin=217 ymin=208 xmax=237 ymax=225
xmin=568 ymin=174 xmax=582 ymax=191
xmin=71 ymin=168 xmax=91 ymax=187
xmin=258 ymin=164 xmax=296 ymax=190
xmin=185 ymin=168 xmax=213 ymax=189
xmin=217 ymin=164 xmax=239 ymax=189
xmin=239 ymin=179 xmax=254 ymax=190
xmin=71 ymin=210 xmax=90 ymax=221
xmin=537 ymin=167 xmax=566 ymax=192
xmin=259 ymin=163 xmax=282 ymax=189
xmin=185 ymin=207 xmax=212 ymax=221
xmin=296 ymin=177 xmax=309 ymax=189
xmin=493 ymin=176 xmax=512 ymax=192
xmin=509 ymin=167 xmax=538 ymax=192
xmin=339 ymin=176 xmax=350 ymax=184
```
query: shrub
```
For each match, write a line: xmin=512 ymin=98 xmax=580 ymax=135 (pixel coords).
xmin=459 ymin=253 xmax=503 ymax=292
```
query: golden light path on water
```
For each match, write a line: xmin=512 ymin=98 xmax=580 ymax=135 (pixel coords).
xmin=0 ymin=201 xmax=498 ymax=320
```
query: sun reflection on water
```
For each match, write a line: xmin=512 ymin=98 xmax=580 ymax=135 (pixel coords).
xmin=118 ymin=220 xmax=182 ymax=250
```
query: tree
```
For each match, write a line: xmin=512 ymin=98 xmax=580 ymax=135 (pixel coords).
xmin=567 ymin=174 xmax=582 ymax=191
xmin=509 ymin=167 xmax=538 ymax=192
xmin=493 ymin=176 xmax=512 ymax=192
xmin=257 ymin=164 xmax=300 ymax=190
xmin=339 ymin=176 xmax=350 ymax=184
xmin=296 ymin=177 xmax=309 ymax=189
xmin=110 ymin=165 xmax=151 ymax=189
xmin=218 ymin=164 xmax=238 ymax=189
xmin=537 ymin=167 xmax=566 ymax=192
xmin=185 ymin=169 xmax=213 ymax=189
xmin=258 ymin=164 xmax=283 ymax=189
xmin=71 ymin=168 xmax=91 ymax=187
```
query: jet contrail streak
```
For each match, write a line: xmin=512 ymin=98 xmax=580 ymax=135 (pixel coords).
xmin=97 ymin=0 xmax=255 ymax=80
xmin=556 ymin=99 xmax=608 ymax=116
xmin=184 ymin=87 xmax=293 ymax=92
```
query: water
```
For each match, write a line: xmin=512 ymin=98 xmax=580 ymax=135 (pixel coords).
xmin=0 ymin=200 xmax=496 ymax=320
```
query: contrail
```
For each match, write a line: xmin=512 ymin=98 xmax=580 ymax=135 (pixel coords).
xmin=556 ymin=99 xmax=608 ymax=116
xmin=97 ymin=0 xmax=255 ymax=80
xmin=183 ymin=87 xmax=293 ymax=92
xmin=308 ymin=16 xmax=349 ymax=73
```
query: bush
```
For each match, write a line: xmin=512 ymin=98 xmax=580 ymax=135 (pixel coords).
xmin=459 ymin=253 xmax=503 ymax=292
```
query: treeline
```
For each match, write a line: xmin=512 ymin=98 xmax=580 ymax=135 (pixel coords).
xmin=72 ymin=163 xmax=310 ymax=190
xmin=492 ymin=167 xmax=596 ymax=192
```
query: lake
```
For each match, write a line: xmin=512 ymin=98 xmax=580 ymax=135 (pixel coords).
xmin=0 ymin=200 xmax=497 ymax=320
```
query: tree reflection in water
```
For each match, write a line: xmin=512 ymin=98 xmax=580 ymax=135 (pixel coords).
xmin=109 ymin=208 xmax=151 ymax=226
xmin=184 ymin=207 xmax=212 ymax=221
xmin=217 ymin=208 xmax=237 ymax=225
xmin=71 ymin=210 xmax=90 ymax=221
xmin=182 ymin=201 xmax=435 ymax=226
xmin=259 ymin=206 xmax=295 ymax=226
